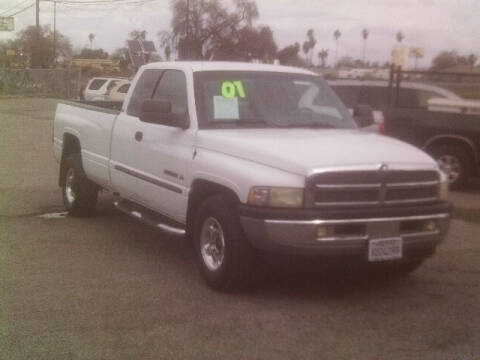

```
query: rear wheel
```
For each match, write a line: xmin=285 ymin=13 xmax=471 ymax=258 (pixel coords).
xmin=431 ymin=144 xmax=471 ymax=190
xmin=194 ymin=194 xmax=255 ymax=291
xmin=62 ymin=154 xmax=98 ymax=217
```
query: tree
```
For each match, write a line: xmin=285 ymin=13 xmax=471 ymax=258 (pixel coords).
xmin=74 ymin=48 xmax=109 ymax=59
xmin=1 ymin=25 xmax=72 ymax=68
xmin=318 ymin=49 xmax=328 ymax=68
xmin=129 ymin=30 xmax=147 ymax=41
xmin=164 ymin=45 xmax=172 ymax=61
xmin=409 ymin=48 xmax=424 ymax=69
xmin=396 ymin=31 xmax=404 ymax=43
xmin=212 ymin=25 xmax=277 ymax=62
xmin=467 ymin=54 xmax=478 ymax=70
xmin=110 ymin=47 xmax=130 ymax=73
xmin=333 ymin=29 xmax=341 ymax=67
xmin=88 ymin=33 xmax=95 ymax=48
xmin=166 ymin=0 xmax=260 ymax=60
xmin=431 ymin=50 xmax=475 ymax=70
xmin=362 ymin=28 xmax=369 ymax=64
xmin=302 ymin=29 xmax=316 ymax=65
xmin=277 ymin=42 xmax=307 ymax=67
xmin=336 ymin=56 xmax=354 ymax=68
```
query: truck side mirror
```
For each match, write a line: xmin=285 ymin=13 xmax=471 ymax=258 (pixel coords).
xmin=139 ymin=100 xmax=189 ymax=129
xmin=353 ymin=104 xmax=375 ymax=128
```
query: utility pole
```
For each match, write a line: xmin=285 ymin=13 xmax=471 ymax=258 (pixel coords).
xmin=35 ymin=0 xmax=40 ymax=67
xmin=186 ymin=0 xmax=190 ymax=38
xmin=53 ymin=1 xmax=56 ymax=67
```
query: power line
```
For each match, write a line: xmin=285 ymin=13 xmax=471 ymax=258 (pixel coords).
xmin=0 ymin=0 xmax=32 ymax=16
xmin=59 ymin=0 xmax=162 ymax=8
xmin=4 ymin=2 xmax=35 ymax=17
xmin=54 ymin=0 xmax=162 ymax=4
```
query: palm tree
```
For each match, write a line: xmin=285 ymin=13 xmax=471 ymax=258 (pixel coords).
xmin=396 ymin=31 xmax=404 ymax=43
xmin=88 ymin=33 xmax=95 ymax=49
xmin=362 ymin=28 xmax=369 ymax=65
xmin=333 ymin=29 xmax=341 ymax=67
xmin=318 ymin=49 xmax=329 ymax=68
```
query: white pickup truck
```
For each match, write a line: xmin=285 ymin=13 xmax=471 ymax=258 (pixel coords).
xmin=53 ymin=62 xmax=452 ymax=290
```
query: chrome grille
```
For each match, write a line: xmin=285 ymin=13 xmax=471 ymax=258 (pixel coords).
xmin=307 ymin=169 xmax=440 ymax=207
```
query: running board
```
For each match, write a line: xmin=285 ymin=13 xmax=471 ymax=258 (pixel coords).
xmin=114 ymin=199 xmax=186 ymax=237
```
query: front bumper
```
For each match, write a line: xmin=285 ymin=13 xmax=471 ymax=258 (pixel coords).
xmin=239 ymin=202 xmax=452 ymax=259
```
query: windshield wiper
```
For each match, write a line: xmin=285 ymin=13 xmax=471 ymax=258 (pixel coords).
xmin=286 ymin=122 xmax=335 ymax=129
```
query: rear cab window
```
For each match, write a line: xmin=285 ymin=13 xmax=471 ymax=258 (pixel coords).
xmin=127 ymin=69 xmax=188 ymax=120
xmin=118 ymin=84 xmax=130 ymax=93
xmin=88 ymin=79 xmax=107 ymax=90
xmin=107 ymin=80 xmax=119 ymax=91
xmin=127 ymin=70 xmax=163 ymax=117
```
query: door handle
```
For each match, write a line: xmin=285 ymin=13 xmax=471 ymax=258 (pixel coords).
xmin=134 ymin=131 xmax=143 ymax=142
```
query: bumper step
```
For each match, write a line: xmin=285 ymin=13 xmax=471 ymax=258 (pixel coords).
xmin=114 ymin=199 xmax=186 ymax=237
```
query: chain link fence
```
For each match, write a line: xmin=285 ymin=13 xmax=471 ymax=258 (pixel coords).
xmin=0 ymin=68 xmax=82 ymax=99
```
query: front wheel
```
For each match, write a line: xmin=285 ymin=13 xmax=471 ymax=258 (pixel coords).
xmin=193 ymin=195 xmax=255 ymax=291
xmin=62 ymin=154 xmax=98 ymax=217
xmin=431 ymin=144 xmax=472 ymax=190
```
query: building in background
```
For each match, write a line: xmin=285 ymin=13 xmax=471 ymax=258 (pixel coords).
xmin=391 ymin=45 xmax=409 ymax=70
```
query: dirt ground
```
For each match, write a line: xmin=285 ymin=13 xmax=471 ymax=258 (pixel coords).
xmin=1 ymin=98 xmax=479 ymax=360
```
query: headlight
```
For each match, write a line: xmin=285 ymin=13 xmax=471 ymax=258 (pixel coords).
xmin=247 ymin=187 xmax=304 ymax=208
xmin=439 ymin=171 xmax=449 ymax=200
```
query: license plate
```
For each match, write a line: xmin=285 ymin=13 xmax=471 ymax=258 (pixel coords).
xmin=368 ymin=238 xmax=403 ymax=262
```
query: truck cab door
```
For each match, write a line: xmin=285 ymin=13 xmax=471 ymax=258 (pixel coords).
xmin=110 ymin=69 xmax=194 ymax=224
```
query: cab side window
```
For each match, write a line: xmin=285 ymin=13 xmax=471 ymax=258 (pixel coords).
xmin=127 ymin=69 xmax=163 ymax=117
xmin=152 ymin=70 xmax=188 ymax=118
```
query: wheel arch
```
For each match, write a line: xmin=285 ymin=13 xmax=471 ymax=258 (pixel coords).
xmin=59 ymin=132 xmax=82 ymax=187
xmin=186 ymin=179 xmax=241 ymax=240
xmin=423 ymin=135 xmax=478 ymax=165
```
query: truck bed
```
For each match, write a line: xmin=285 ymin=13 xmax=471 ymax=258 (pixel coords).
xmin=53 ymin=100 xmax=121 ymax=189
xmin=63 ymin=100 xmax=123 ymax=113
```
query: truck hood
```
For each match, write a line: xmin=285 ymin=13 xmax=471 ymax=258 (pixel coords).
xmin=195 ymin=129 xmax=436 ymax=176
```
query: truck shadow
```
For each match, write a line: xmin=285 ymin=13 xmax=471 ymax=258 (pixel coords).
xmin=456 ymin=178 xmax=480 ymax=193
xmin=251 ymin=259 xmax=411 ymax=297
xmin=91 ymin=195 xmax=413 ymax=298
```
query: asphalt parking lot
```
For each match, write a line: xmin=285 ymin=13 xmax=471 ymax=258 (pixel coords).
xmin=1 ymin=97 xmax=480 ymax=359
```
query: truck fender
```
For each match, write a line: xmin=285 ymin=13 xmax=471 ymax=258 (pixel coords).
xmin=185 ymin=178 xmax=241 ymax=240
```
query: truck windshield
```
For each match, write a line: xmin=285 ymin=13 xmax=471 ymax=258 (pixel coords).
xmin=194 ymin=71 xmax=357 ymax=130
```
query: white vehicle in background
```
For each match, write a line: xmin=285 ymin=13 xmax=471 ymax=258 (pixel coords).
xmin=427 ymin=97 xmax=480 ymax=115
xmin=83 ymin=77 xmax=126 ymax=101
xmin=107 ymin=80 xmax=131 ymax=102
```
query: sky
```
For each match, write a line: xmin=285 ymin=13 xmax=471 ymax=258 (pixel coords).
xmin=1 ymin=0 xmax=479 ymax=67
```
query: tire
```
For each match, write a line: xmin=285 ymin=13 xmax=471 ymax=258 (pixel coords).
xmin=430 ymin=144 xmax=472 ymax=190
xmin=193 ymin=194 xmax=255 ymax=291
xmin=62 ymin=153 xmax=98 ymax=217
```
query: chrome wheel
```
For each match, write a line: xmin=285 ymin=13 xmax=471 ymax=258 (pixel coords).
xmin=200 ymin=217 xmax=226 ymax=271
xmin=65 ymin=168 xmax=76 ymax=205
xmin=437 ymin=155 xmax=462 ymax=184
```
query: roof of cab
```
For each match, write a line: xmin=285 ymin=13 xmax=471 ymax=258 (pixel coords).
xmin=142 ymin=61 xmax=317 ymax=76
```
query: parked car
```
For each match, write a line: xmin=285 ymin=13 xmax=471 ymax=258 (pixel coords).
xmin=107 ymin=80 xmax=131 ymax=102
xmin=330 ymin=80 xmax=480 ymax=188
xmin=53 ymin=62 xmax=452 ymax=290
xmin=328 ymin=80 xmax=464 ymax=132
xmin=83 ymin=77 xmax=126 ymax=101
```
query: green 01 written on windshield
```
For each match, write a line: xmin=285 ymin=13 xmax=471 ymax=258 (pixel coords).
xmin=194 ymin=71 xmax=358 ymax=130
